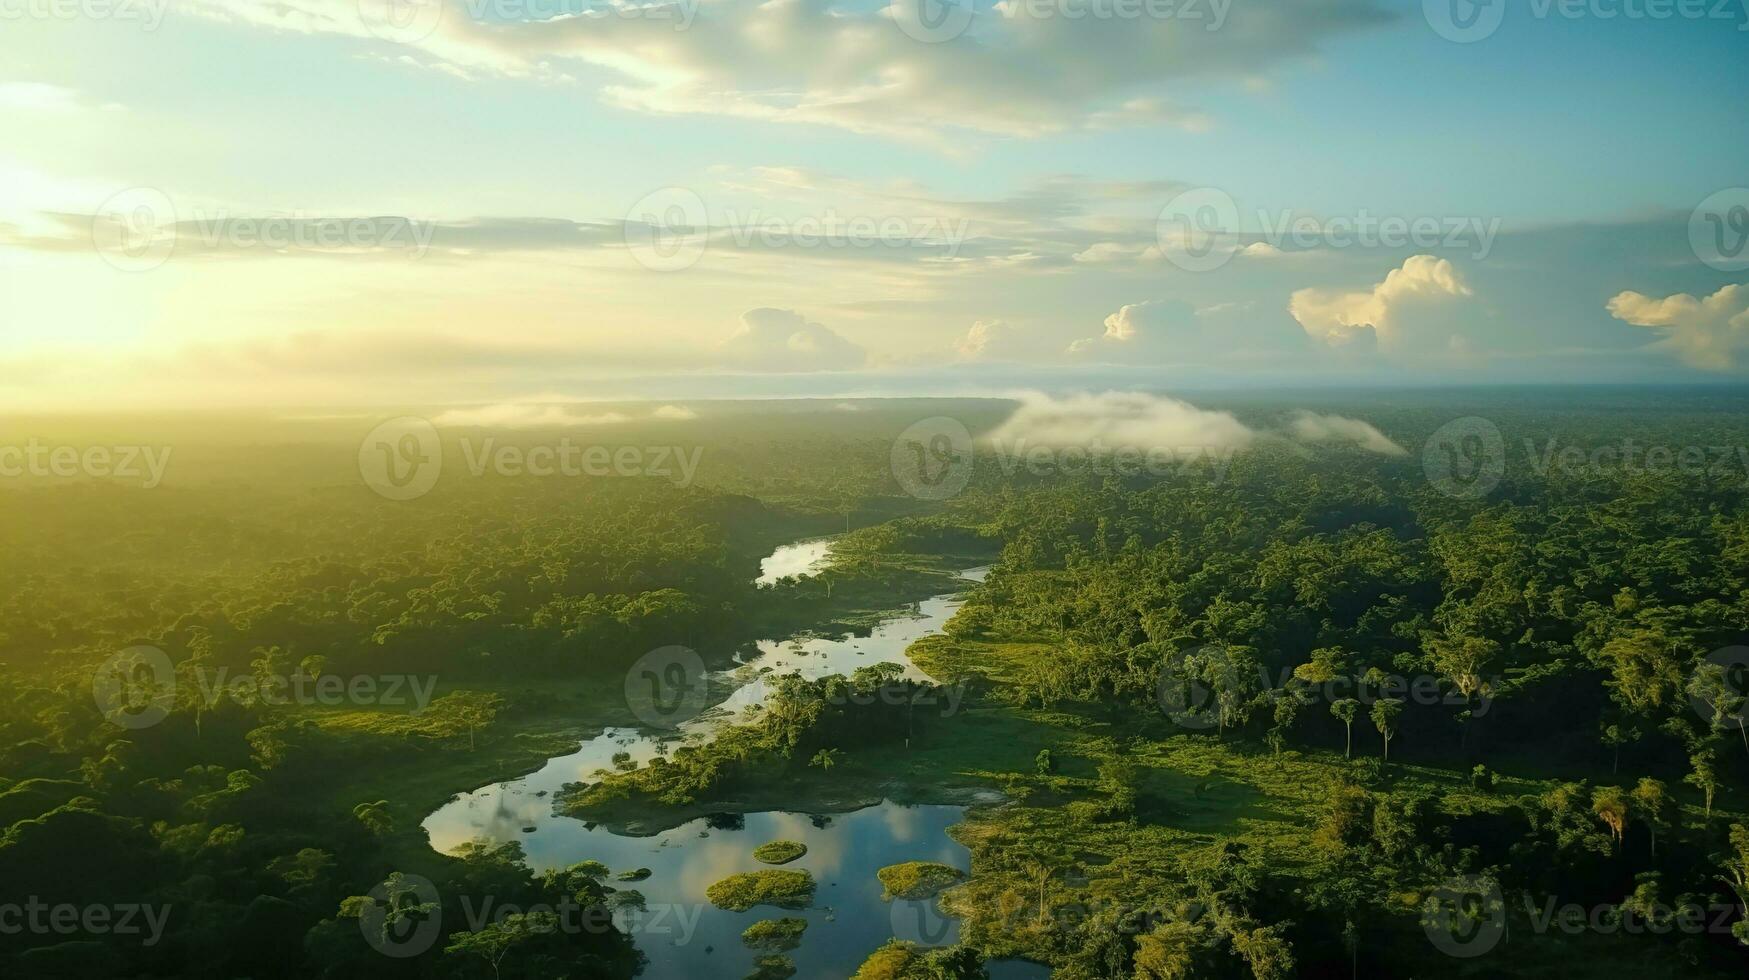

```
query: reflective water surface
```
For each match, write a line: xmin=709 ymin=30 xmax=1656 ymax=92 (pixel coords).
xmin=420 ymin=555 xmax=1037 ymax=976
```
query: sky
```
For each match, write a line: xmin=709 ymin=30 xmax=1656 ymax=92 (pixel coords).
xmin=1 ymin=0 xmax=1747 ymax=409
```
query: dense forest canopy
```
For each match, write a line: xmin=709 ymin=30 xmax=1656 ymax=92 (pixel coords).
xmin=5 ymin=389 xmax=1749 ymax=979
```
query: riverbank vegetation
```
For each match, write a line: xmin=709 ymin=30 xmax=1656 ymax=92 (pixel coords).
xmin=8 ymin=392 xmax=1749 ymax=977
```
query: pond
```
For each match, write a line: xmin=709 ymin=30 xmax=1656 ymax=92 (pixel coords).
xmin=421 ymin=548 xmax=1036 ymax=976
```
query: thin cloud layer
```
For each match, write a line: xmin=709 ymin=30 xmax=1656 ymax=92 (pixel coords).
xmin=985 ymin=391 xmax=1258 ymax=451
xmin=984 ymin=392 xmax=1409 ymax=459
xmin=1288 ymin=410 xmax=1407 ymax=456
xmin=179 ymin=0 xmax=1394 ymax=143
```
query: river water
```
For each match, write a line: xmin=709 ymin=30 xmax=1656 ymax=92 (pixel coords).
xmin=421 ymin=550 xmax=1047 ymax=977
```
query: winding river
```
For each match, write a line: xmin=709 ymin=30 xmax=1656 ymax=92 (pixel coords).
xmin=421 ymin=542 xmax=1047 ymax=978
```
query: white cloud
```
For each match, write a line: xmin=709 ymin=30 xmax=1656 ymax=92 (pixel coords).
xmin=433 ymin=403 xmax=632 ymax=427
xmin=984 ymin=392 xmax=1408 ymax=463
xmin=1287 ymin=410 xmax=1407 ymax=456
xmin=651 ymin=404 xmax=698 ymax=419
xmin=1289 ymin=254 xmax=1474 ymax=350
xmin=985 ymin=391 xmax=1258 ymax=451
xmin=0 ymin=82 xmax=84 ymax=112
xmin=1606 ymin=283 xmax=1749 ymax=372
xmin=180 ymin=0 xmax=1392 ymax=144
xmin=720 ymin=308 xmax=867 ymax=372
xmin=1068 ymin=300 xmax=1203 ymax=361
xmin=956 ymin=319 xmax=1021 ymax=360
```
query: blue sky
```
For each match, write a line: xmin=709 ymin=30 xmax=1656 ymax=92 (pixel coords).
xmin=1 ymin=0 xmax=1746 ymax=408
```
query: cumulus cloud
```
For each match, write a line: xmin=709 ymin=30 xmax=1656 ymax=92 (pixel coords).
xmin=985 ymin=391 xmax=1258 ymax=451
xmin=1068 ymin=300 xmax=1205 ymax=361
xmin=432 ymin=403 xmax=631 ymax=427
xmin=719 ymin=308 xmax=867 ymax=372
xmin=956 ymin=319 xmax=1022 ymax=360
xmin=1288 ymin=411 xmax=1407 ymax=456
xmin=1606 ymin=283 xmax=1749 ymax=371
xmin=1289 ymin=255 xmax=1474 ymax=350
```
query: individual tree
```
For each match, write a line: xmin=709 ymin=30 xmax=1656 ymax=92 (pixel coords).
xmin=1591 ymin=785 xmax=1631 ymax=851
xmin=1599 ymin=628 xmax=1684 ymax=716
xmin=1599 ymin=720 xmax=1640 ymax=775
xmin=1268 ymin=689 xmax=1305 ymax=760
xmin=1132 ymin=921 xmax=1202 ymax=979
xmin=1630 ymin=778 xmax=1670 ymax=857
xmin=1721 ymin=824 xmax=1749 ymax=947
xmin=809 ymin=748 xmax=841 ymax=774
xmin=1293 ymin=647 xmax=1349 ymax=686
xmin=1687 ymin=749 xmax=1720 ymax=820
xmin=1369 ymin=698 xmax=1404 ymax=762
xmin=1688 ymin=663 xmax=1747 ymax=756
xmin=353 ymin=800 xmax=394 ymax=837
xmin=1426 ymin=634 xmax=1498 ymax=701
xmin=1229 ymin=922 xmax=1295 ymax=980
xmin=1009 ymin=845 xmax=1062 ymax=926
xmin=1330 ymin=698 xmax=1361 ymax=759
xmin=427 ymin=691 xmax=504 ymax=751
xmin=443 ymin=910 xmax=558 ymax=980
